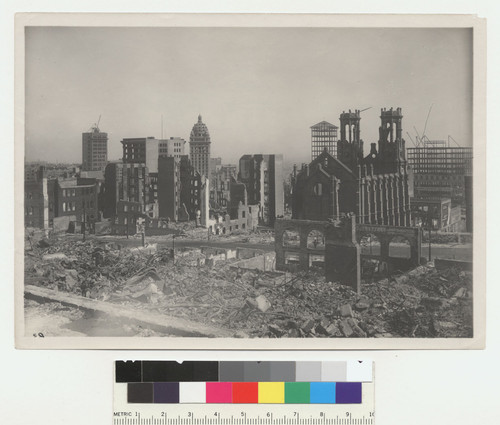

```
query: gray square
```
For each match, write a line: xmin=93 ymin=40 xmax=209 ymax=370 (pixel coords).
xmin=321 ymin=361 xmax=347 ymax=382
xmin=269 ymin=362 xmax=296 ymax=382
xmin=219 ymin=361 xmax=245 ymax=382
xmin=295 ymin=361 xmax=322 ymax=382
xmin=244 ymin=361 xmax=271 ymax=382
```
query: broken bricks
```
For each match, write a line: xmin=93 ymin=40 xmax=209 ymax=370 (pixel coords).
xmin=24 ymin=235 xmax=472 ymax=339
xmin=339 ymin=304 xmax=354 ymax=318
xmin=255 ymin=295 xmax=271 ymax=312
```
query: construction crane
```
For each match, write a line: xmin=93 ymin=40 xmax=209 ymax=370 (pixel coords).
xmin=406 ymin=131 xmax=417 ymax=147
xmin=89 ymin=115 xmax=101 ymax=132
xmin=448 ymin=135 xmax=460 ymax=147
xmin=421 ymin=104 xmax=433 ymax=142
xmin=412 ymin=104 xmax=433 ymax=147
xmin=359 ymin=107 xmax=372 ymax=113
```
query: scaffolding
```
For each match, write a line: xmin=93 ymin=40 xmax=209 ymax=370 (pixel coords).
xmin=310 ymin=121 xmax=338 ymax=161
xmin=407 ymin=142 xmax=472 ymax=204
xmin=407 ymin=143 xmax=472 ymax=175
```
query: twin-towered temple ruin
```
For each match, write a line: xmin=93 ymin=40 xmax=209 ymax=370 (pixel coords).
xmin=292 ymin=107 xmax=411 ymax=226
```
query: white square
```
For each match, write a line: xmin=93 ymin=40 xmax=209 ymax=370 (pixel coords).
xmin=346 ymin=360 xmax=373 ymax=382
xmin=179 ymin=382 xmax=206 ymax=403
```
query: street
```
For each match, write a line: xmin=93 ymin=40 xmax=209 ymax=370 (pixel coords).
xmin=86 ymin=235 xmax=473 ymax=262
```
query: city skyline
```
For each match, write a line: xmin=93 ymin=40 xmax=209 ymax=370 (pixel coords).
xmin=25 ymin=27 xmax=472 ymax=167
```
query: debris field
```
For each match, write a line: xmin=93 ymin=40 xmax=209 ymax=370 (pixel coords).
xmin=24 ymin=236 xmax=473 ymax=338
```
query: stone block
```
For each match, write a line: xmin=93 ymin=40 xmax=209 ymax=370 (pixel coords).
xmin=354 ymin=300 xmax=370 ymax=311
xmin=42 ymin=253 xmax=68 ymax=261
xmin=339 ymin=304 xmax=353 ymax=318
xmin=325 ymin=323 xmax=342 ymax=336
xmin=346 ymin=318 xmax=367 ymax=338
xmin=255 ymin=295 xmax=271 ymax=312
xmin=339 ymin=319 xmax=354 ymax=337
xmin=301 ymin=319 xmax=315 ymax=333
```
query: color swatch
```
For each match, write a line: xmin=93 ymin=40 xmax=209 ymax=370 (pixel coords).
xmin=116 ymin=361 xmax=372 ymax=383
xmin=117 ymin=361 xmax=370 ymax=405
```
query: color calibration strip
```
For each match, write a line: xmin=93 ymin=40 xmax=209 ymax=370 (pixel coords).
xmin=126 ymin=381 xmax=361 ymax=404
xmin=116 ymin=361 xmax=371 ymax=405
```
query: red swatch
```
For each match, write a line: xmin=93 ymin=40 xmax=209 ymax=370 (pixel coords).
xmin=232 ymin=382 xmax=258 ymax=403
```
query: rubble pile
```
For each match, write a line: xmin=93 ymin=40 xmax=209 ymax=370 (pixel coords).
xmin=25 ymin=238 xmax=472 ymax=338
xmin=25 ymin=238 xmax=173 ymax=301
xmin=243 ymin=231 xmax=275 ymax=245
xmin=422 ymin=232 xmax=472 ymax=244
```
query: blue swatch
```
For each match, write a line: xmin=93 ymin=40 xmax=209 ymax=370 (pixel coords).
xmin=310 ymin=382 xmax=336 ymax=404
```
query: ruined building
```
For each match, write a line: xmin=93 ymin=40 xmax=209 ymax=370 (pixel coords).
xmin=25 ymin=165 xmax=51 ymax=229
xmin=210 ymin=163 xmax=237 ymax=210
xmin=238 ymin=154 xmax=284 ymax=226
xmin=103 ymin=162 xmax=150 ymax=219
xmin=292 ymin=108 xmax=411 ymax=226
xmin=157 ymin=155 xmax=203 ymax=222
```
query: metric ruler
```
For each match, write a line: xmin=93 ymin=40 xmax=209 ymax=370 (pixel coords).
xmin=113 ymin=361 xmax=375 ymax=425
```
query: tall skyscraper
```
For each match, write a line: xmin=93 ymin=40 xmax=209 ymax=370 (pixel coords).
xmin=121 ymin=137 xmax=160 ymax=173
xmin=82 ymin=124 xmax=108 ymax=172
xmin=189 ymin=115 xmax=211 ymax=178
xmin=310 ymin=121 xmax=338 ymax=161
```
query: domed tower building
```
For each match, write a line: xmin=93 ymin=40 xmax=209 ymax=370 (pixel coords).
xmin=189 ymin=115 xmax=211 ymax=179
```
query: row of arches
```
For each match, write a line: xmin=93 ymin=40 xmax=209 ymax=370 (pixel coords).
xmin=281 ymin=229 xmax=411 ymax=259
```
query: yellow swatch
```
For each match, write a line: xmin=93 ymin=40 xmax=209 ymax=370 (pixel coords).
xmin=258 ymin=382 xmax=285 ymax=404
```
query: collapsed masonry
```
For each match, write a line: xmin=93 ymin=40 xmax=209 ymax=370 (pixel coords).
xmin=24 ymin=235 xmax=472 ymax=338
xmin=274 ymin=215 xmax=422 ymax=293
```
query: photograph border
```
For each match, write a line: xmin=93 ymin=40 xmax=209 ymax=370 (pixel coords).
xmin=14 ymin=12 xmax=486 ymax=350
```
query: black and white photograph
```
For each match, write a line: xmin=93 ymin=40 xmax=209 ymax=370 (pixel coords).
xmin=15 ymin=14 xmax=486 ymax=349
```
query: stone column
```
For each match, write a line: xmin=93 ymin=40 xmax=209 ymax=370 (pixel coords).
xmin=299 ymin=228 xmax=309 ymax=270
xmin=360 ymin=178 xmax=366 ymax=223
xmin=394 ymin=175 xmax=400 ymax=227
xmin=384 ymin=177 xmax=390 ymax=225
xmin=331 ymin=176 xmax=338 ymax=219
xmin=274 ymin=223 xmax=286 ymax=271
xmin=366 ymin=179 xmax=372 ymax=224
xmin=380 ymin=236 xmax=390 ymax=262
xmin=405 ymin=175 xmax=411 ymax=226
xmin=388 ymin=177 xmax=394 ymax=226
xmin=325 ymin=215 xmax=361 ymax=294
xmin=335 ymin=179 xmax=340 ymax=218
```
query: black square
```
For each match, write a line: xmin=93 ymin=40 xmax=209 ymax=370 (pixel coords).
xmin=193 ymin=361 xmax=219 ymax=381
xmin=142 ymin=361 xmax=194 ymax=382
xmin=115 ymin=361 xmax=142 ymax=383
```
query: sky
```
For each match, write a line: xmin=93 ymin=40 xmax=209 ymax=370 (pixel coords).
xmin=25 ymin=26 xmax=472 ymax=170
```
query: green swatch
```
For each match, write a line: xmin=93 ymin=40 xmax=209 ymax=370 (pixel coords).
xmin=285 ymin=382 xmax=310 ymax=404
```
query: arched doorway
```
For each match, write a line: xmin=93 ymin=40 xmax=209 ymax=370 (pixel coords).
xmin=389 ymin=235 xmax=412 ymax=259
xmin=282 ymin=229 xmax=301 ymax=247
xmin=359 ymin=233 xmax=381 ymax=256
xmin=307 ymin=229 xmax=325 ymax=249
